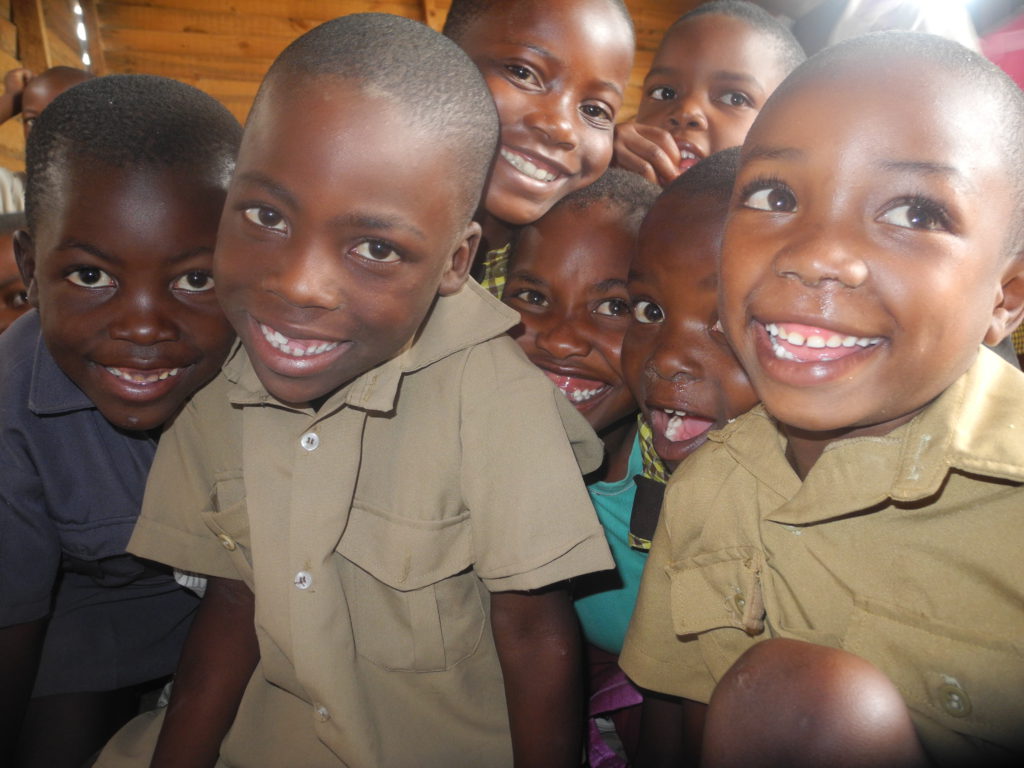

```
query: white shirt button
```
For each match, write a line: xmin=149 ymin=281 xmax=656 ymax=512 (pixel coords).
xmin=217 ymin=533 xmax=237 ymax=551
xmin=315 ymin=704 xmax=331 ymax=722
xmin=294 ymin=570 xmax=313 ymax=590
xmin=300 ymin=432 xmax=320 ymax=451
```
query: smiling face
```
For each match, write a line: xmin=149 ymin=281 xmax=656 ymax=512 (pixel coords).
xmin=214 ymin=79 xmax=476 ymax=406
xmin=18 ymin=159 xmax=234 ymax=430
xmin=503 ymin=201 xmax=636 ymax=432
xmin=636 ymin=14 xmax=789 ymax=174
xmin=623 ymin=192 xmax=757 ymax=471
xmin=721 ymin=62 xmax=1022 ymax=455
xmin=1 ymin=232 xmax=30 ymax=334
xmin=455 ymin=0 xmax=633 ymax=228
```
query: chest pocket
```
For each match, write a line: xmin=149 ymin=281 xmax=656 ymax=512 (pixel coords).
xmin=336 ymin=503 xmax=485 ymax=672
xmin=198 ymin=474 xmax=254 ymax=586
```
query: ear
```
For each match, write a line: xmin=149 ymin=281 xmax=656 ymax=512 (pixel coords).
xmin=438 ymin=221 xmax=480 ymax=297
xmin=13 ymin=229 xmax=39 ymax=308
xmin=985 ymin=254 xmax=1024 ymax=345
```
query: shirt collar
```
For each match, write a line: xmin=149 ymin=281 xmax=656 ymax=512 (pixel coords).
xmin=225 ymin=279 xmax=519 ymax=415
xmin=26 ymin=313 xmax=96 ymax=416
xmin=713 ymin=347 xmax=1024 ymax=524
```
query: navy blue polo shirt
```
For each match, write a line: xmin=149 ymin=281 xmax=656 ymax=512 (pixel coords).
xmin=0 ymin=311 xmax=197 ymax=696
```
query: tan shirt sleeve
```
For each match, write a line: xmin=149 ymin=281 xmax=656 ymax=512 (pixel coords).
xmin=128 ymin=373 xmax=247 ymax=582
xmin=459 ymin=337 xmax=613 ymax=592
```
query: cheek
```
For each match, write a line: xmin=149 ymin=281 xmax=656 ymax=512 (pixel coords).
xmin=484 ymin=78 xmax=525 ymax=133
xmin=709 ymin=113 xmax=758 ymax=154
xmin=620 ymin=333 xmax=652 ymax=398
xmin=579 ymin=131 xmax=614 ymax=180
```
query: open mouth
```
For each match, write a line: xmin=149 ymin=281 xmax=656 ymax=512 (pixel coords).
xmin=500 ymin=148 xmax=560 ymax=183
xmin=543 ymin=371 xmax=612 ymax=406
xmin=765 ymin=322 xmax=882 ymax=363
xmin=105 ymin=366 xmax=181 ymax=384
xmin=653 ymin=408 xmax=716 ymax=443
xmin=676 ymin=142 xmax=704 ymax=172
xmin=260 ymin=323 xmax=339 ymax=358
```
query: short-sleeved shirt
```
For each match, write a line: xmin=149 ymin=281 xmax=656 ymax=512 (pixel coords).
xmin=99 ymin=279 xmax=613 ymax=768
xmin=0 ymin=311 xmax=198 ymax=696
xmin=621 ymin=348 xmax=1024 ymax=765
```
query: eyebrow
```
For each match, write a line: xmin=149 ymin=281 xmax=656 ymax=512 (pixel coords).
xmin=236 ymin=171 xmax=299 ymax=211
xmin=741 ymin=144 xmax=805 ymax=163
xmin=593 ymin=278 xmax=628 ymax=293
xmin=878 ymin=160 xmax=973 ymax=190
xmin=509 ymin=40 xmax=623 ymax=96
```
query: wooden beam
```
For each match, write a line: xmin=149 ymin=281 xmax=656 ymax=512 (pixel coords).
xmin=421 ymin=0 xmax=446 ymax=32
xmin=80 ymin=0 xmax=106 ymax=74
xmin=11 ymin=0 xmax=50 ymax=72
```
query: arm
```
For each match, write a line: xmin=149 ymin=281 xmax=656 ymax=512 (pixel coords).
xmin=633 ymin=690 xmax=706 ymax=768
xmin=0 ymin=68 xmax=32 ymax=124
xmin=491 ymin=583 xmax=582 ymax=768
xmin=150 ymin=576 xmax=260 ymax=768
xmin=0 ymin=618 xmax=45 ymax=755
xmin=612 ymin=118 xmax=683 ymax=187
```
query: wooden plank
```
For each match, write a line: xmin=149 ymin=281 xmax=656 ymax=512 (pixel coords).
xmin=98 ymin=4 xmax=325 ymax=39
xmin=80 ymin=0 xmax=107 ymax=73
xmin=104 ymin=48 xmax=275 ymax=81
xmin=0 ymin=17 xmax=17 ymax=57
xmin=102 ymin=27 xmax=294 ymax=59
xmin=421 ymin=0 xmax=450 ymax=32
xmin=97 ymin=0 xmax=424 ymax=20
xmin=11 ymin=0 xmax=51 ymax=71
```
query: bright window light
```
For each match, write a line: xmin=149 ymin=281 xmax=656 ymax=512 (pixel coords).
xmin=73 ymin=3 xmax=82 ymax=15
xmin=76 ymin=21 xmax=86 ymax=41
xmin=82 ymin=52 xmax=91 ymax=66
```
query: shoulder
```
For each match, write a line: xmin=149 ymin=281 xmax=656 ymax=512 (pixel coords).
xmin=0 ymin=311 xmax=41 ymax=401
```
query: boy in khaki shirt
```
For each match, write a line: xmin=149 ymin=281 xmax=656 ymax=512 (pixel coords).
xmin=621 ymin=32 xmax=1024 ymax=767
xmin=97 ymin=14 xmax=612 ymax=768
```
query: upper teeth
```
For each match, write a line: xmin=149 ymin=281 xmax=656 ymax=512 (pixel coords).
xmin=680 ymin=150 xmax=698 ymax=160
xmin=501 ymin=148 xmax=557 ymax=182
xmin=569 ymin=386 xmax=605 ymax=403
xmin=260 ymin=323 xmax=339 ymax=358
xmin=106 ymin=367 xmax=181 ymax=383
xmin=766 ymin=323 xmax=880 ymax=351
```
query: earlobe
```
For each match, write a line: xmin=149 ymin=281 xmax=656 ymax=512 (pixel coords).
xmin=13 ymin=230 xmax=39 ymax=307
xmin=985 ymin=258 xmax=1024 ymax=345
xmin=438 ymin=221 xmax=480 ymax=297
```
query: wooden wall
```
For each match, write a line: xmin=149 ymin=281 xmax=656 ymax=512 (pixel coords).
xmin=1 ymin=0 xmax=702 ymax=171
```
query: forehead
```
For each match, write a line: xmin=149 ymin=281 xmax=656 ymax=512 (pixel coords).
xmin=515 ymin=201 xmax=635 ymax=273
xmin=748 ymin=61 xmax=1009 ymax=189
xmin=638 ymin=193 xmax=725 ymax=278
xmin=655 ymin=15 xmax=782 ymax=78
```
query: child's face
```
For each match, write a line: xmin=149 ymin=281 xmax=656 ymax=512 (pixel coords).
xmin=456 ymin=0 xmax=633 ymax=227
xmin=19 ymin=161 xmax=235 ymax=431
xmin=214 ymin=80 xmax=476 ymax=406
xmin=721 ymin=65 xmax=1020 ymax=439
xmin=1 ymin=233 xmax=29 ymax=334
xmin=504 ymin=201 xmax=636 ymax=433
xmin=636 ymin=14 xmax=789 ymax=174
xmin=623 ymin=193 xmax=757 ymax=471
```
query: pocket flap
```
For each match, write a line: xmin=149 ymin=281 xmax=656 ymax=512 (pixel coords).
xmin=668 ymin=547 xmax=766 ymax=637
xmin=337 ymin=504 xmax=472 ymax=591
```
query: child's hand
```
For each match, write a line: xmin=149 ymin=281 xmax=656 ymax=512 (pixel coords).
xmin=1 ymin=68 xmax=33 ymax=123
xmin=613 ymin=118 xmax=682 ymax=187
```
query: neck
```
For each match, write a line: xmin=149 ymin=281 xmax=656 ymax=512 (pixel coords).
xmin=479 ymin=212 xmax=516 ymax=255
xmin=782 ymin=410 xmax=920 ymax=480
xmin=599 ymin=414 xmax=638 ymax=483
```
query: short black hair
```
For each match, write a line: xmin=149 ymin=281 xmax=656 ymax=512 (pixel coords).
xmin=771 ymin=31 xmax=1024 ymax=254
xmin=671 ymin=0 xmax=806 ymax=74
xmin=0 ymin=212 xmax=26 ymax=236
xmin=663 ymin=146 xmax=741 ymax=205
xmin=510 ymin=167 xmax=660 ymax=257
xmin=25 ymin=74 xmax=242 ymax=233
xmin=258 ymin=13 xmax=498 ymax=224
xmin=443 ymin=0 xmax=634 ymax=42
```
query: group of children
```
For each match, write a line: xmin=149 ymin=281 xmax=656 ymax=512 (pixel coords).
xmin=0 ymin=0 xmax=1022 ymax=767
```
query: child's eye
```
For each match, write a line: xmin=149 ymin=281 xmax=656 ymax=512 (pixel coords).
xmin=877 ymin=200 xmax=950 ymax=232
xmin=353 ymin=240 xmax=400 ymax=263
xmin=5 ymin=288 xmax=28 ymax=309
xmin=648 ymin=86 xmax=676 ymax=101
xmin=594 ymin=298 xmax=630 ymax=317
xmin=66 ymin=267 xmax=114 ymax=288
xmin=504 ymin=64 xmax=540 ymax=87
xmin=172 ymin=271 xmax=215 ymax=293
xmin=510 ymin=288 xmax=549 ymax=307
xmin=580 ymin=102 xmax=614 ymax=127
xmin=243 ymin=205 xmax=288 ymax=233
xmin=633 ymin=300 xmax=664 ymax=324
xmin=741 ymin=183 xmax=797 ymax=213
xmin=715 ymin=91 xmax=752 ymax=108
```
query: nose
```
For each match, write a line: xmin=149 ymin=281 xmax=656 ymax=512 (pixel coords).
xmin=534 ymin=314 xmax=591 ymax=359
xmin=524 ymin=94 xmax=578 ymax=149
xmin=668 ymin=93 xmax=708 ymax=131
xmin=773 ymin=223 xmax=869 ymax=289
xmin=647 ymin=321 xmax=704 ymax=382
xmin=108 ymin=292 xmax=180 ymax=346
xmin=264 ymin=238 xmax=344 ymax=310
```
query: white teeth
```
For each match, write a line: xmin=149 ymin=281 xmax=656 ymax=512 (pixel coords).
xmin=260 ymin=323 xmax=339 ymax=358
xmin=665 ymin=412 xmax=684 ymax=442
xmin=569 ymin=387 xmax=604 ymax=403
xmin=765 ymin=322 xmax=880 ymax=351
xmin=680 ymin=150 xmax=698 ymax=160
xmin=106 ymin=367 xmax=181 ymax=384
xmin=500 ymin=148 xmax=558 ymax=182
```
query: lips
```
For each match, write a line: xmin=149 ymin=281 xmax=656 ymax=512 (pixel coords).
xmin=647 ymin=405 xmax=718 ymax=468
xmin=259 ymin=322 xmax=339 ymax=358
xmin=765 ymin=322 xmax=882 ymax=363
xmin=499 ymin=146 xmax=571 ymax=184
xmin=675 ymin=140 xmax=704 ymax=173
xmin=105 ymin=366 xmax=182 ymax=384
xmin=543 ymin=370 xmax=612 ymax=408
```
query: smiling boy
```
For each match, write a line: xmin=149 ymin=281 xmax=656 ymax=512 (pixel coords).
xmin=614 ymin=0 xmax=804 ymax=187
xmin=97 ymin=14 xmax=612 ymax=768
xmin=621 ymin=32 xmax=1024 ymax=766
xmin=0 ymin=75 xmax=239 ymax=767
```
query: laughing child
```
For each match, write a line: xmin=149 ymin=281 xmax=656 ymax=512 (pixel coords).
xmin=614 ymin=0 xmax=804 ymax=187
xmin=443 ymin=0 xmax=635 ymax=297
xmin=0 ymin=212 xmax=29 ymax=335
xmin=0 ymin=75 xmax=240 ymax=768
xmin=96 ymin=15 xmax=613 ymax=768
xmin=622 ymin=32 xmax=1024 ymax=767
